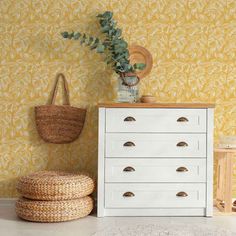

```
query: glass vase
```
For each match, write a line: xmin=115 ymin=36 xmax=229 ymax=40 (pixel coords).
xmin=117 ymin=73 xmax=139 ymax=103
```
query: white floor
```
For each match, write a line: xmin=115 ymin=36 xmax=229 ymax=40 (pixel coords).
xmin=1 ymin=201 xmax=236 ymax=236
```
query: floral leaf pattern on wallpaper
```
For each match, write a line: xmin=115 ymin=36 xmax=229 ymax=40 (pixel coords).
xmin=0 ymin=0 xmax=236 ymax=197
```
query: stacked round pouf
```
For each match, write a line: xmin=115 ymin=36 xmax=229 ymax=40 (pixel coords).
xmin=15 ymin=171 xmax=94 ymax=222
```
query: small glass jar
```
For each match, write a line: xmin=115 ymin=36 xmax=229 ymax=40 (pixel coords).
xmin=117 ymin=73 xmax=140 ymax=103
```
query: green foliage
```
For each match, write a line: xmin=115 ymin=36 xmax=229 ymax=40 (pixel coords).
xmin=61 ymin=11 xmax=146 ymax=74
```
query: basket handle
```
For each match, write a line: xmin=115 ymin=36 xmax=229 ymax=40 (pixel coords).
xmin=50 ymin=73 xmax=70 ymax=105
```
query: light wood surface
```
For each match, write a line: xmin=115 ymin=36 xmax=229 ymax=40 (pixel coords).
xmin=225 ymin=155 xmax=233 ymax=212
xmin=214 ymin=149 xmax=235 ymax=213
xmin=98 ymin=103 xmax=215 ymax=108
xmin=214 ymin=148 xmax=236 ymax=153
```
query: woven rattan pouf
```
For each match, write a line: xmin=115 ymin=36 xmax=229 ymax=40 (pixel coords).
xmin=16 ymin=171 xmax=95 ymax=222
xmin=16 ymin=196 xmax=93 ymax=222
xmin=17 ymin=171 xmax=95 ymax=200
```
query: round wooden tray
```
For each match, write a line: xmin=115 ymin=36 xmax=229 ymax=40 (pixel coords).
xmin=129 ymin=45 xmax=153 ymax=79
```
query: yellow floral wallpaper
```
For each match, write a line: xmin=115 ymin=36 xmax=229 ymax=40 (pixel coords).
xmin=0 ymin=0 xmax=236 ymax=197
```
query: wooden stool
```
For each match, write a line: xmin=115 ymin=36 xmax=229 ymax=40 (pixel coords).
xmin=214 ymin=148 xmax=236 ymax=213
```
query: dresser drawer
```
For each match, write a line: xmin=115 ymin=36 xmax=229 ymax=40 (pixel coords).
xmin=106 ymin=108 xmax=206 ymax=133
xmin=105 ymin=158 xmax=206 ymax=183
xmin=106 ymin=133 xmax=206 ymax=158
xmin=105 ymin=183 xmax=206 ymax=208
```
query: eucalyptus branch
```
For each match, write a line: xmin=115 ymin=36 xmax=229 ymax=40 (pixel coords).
xmin=61 ymin=11 xmax=146 ymax=74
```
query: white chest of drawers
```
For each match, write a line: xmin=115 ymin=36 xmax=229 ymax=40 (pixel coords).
xmin=98 ymin=103 xmax=214 ymax=217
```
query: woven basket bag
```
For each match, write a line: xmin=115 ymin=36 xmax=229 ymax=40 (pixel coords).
xmin=35 ymin=73 xmax=86 ymax=144
xmin=17 ymin=171 xmax=95 ymax=200
xmin=15 ymin=196 xmax=93 ymax=222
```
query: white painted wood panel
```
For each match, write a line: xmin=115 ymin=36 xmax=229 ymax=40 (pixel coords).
xmin=105 ymin=158 xmax=206 ymax=183
xmin=106 ymin=108 xmax=206 ymax=133
xmin=105 ymin=183 xmax=206 ymax=208
xmin=98 ymin=106 xmax=214 ymax=217
xmin=104 ymin=208 xmax=205 ymax=216
xmin=106 ymin=133 xmax=206 ymax=158
xmin=206 ymin=108 xmax=214 ymax=217
xmin=97 ymin=108 xmax=105 ymax=217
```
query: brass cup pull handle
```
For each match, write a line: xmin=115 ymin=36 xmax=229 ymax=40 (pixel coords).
xmin=123 ymin=166 xmax=135 ymax=172
xmin=176 ymin=141 xmax=188 ymax=147
xmin=124 ymin=116 xmax=136 ymax=122
xmin=123 ymin=192 xmax=135 ymax=197
xmin=176 ymin=192 xmax=188 ymax=197
xmin=177 ymin=117 xmax=189 ymax=122
xmin=123 ymin=141 xmax=135 ymax=147
xmin=176 ymin=167 xmax=188 ymax=172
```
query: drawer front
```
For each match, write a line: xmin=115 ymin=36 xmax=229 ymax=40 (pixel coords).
xmin=106 ymin=108 xmax=206 ymax=133
xmin=105 ymin=158 xmax=206 ymax=183
xmin=106 ymin=133 xmax=206 ymax=158
xmin=105 ymin=183 xmax=206 ymax=208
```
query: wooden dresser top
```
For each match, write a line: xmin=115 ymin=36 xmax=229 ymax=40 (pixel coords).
xmin=98 ymin=103 xmax=215 ymax=108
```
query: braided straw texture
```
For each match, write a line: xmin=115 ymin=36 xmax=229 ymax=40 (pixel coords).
xmin=35 ymin=105 xmax=86 ymax=144
xmin=15 ymin=196 xmax=93 ymax=222
xmin=17 ymin=171 xmax=95 ymax=200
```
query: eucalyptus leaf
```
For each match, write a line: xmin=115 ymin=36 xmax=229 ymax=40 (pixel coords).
xmin=101 ymin=25 xmax=110 ymax=33
xmin=96 ymin=44 xmax=105 ymax=53
xmin=80 ymin=34 xmax=86 ymax=45
xmin=68 ymin=32 xmax=74 ymax=39
xmin=102 ymin=11 xmax=113 ymax=19
xmin=114 ymin=29 xmax=121 ymax=37
xmin=86 ymin=36 xmax=94 ymax=45
xmin=73 ymin=32 xmax=81 ymax=40
xmin=61 ymin=32 xmax=69 ymax=38
xmin=133 ymin=63 xmax=146 ymax=70
xmin=90 ymin=38 xmax=99 ymax=50
xmin=99 ymin=19 xmax=108 ymax=27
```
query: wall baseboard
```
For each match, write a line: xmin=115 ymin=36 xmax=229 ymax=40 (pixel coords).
xmin=0 ymin=198 xmax=17 ymax=206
